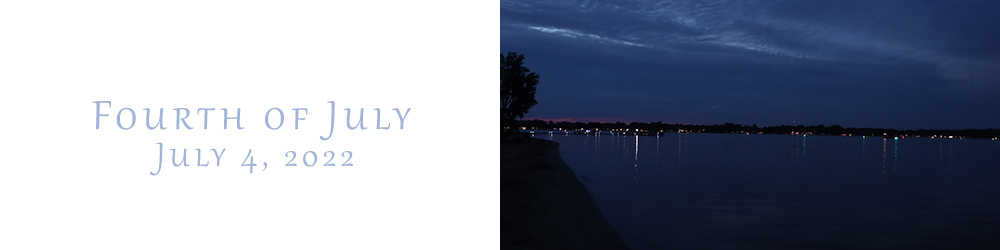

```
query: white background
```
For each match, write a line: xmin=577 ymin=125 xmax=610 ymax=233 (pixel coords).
xmin=0 ymin=1 xmax=496 ymax=249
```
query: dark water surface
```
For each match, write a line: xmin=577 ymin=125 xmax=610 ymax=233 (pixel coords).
xmin=539 ymin=132 xmax=1000 ymax=249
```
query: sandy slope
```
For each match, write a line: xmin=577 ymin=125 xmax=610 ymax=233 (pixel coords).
xmin=501 ymin=138 xmax=629 ymax=249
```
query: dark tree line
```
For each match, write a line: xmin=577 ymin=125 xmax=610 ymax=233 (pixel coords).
xmin=497 ymin=53 xmax=998 ymax=139
xmin=512 ymin=119 xmax=1000 ymax=139
xmin=500 ymin=52 xmax=540 ymax=140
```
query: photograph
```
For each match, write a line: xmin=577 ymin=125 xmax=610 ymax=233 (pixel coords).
xmin=502 ymin=1 xmax=1000 ymax=249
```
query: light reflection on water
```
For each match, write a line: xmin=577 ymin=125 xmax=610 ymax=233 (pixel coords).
xmin=535 ymin=132 xmax=1000 ymax=250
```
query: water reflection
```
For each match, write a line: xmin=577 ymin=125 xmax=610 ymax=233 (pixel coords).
xmin=882 ymin=138 xmax=887 ymax=174
xmin=546 ymin=132 xmax=979 ymax=180
xmin=862 ymin=136 xmax=866 ymax=157
xmin=633 ymin=134 xmax=639 ymax=178
xmin=655 ymin=134 xmax=660 ymax=167
xmin=546 ymin=132 xmax=995 ymax=184
xmin=617 ymin=135 xmax=625 ymax=171
xmin=939 ymin=139 xmax=943 ymax=165
xmin=677 ymin=133 xmax=688 ymax=166
xmin=595 ymin=132 xmax=600 ymax=160
xmin=790 ymin=135 xmax=806 ymax=162
xmin=878 ymin=137 xmax=901 ymax=174
xmin=939 ymin=139 xmax=955 ymax=168
xmin=546 ymin=133 xmax=1000 ymax=249
xmin=634 ymin=134 xmax=639 ymax=162
xmin=894 ymin=137 xmax=898 ymax=173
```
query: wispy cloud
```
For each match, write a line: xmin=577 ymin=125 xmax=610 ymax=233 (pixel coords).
xmin=502 ymin=0 xmax=1000 ymax=129
xmin=528 ymin=26 xmax=646 ymax=47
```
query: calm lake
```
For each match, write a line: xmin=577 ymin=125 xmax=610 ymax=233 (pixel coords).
xmin=536 ymin=132 xmax=1000 ymax=249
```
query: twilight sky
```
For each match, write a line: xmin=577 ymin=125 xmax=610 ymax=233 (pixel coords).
xmin=501 ymin=0 xmax=1000 ymax=130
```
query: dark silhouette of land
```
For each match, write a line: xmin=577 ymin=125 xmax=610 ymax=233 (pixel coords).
xmin=501 ymin=138 xmax=629 ymax=249
xmin=500 ymin=52 xmax=628 ymax=248
xmin=513 ymin=119 xmax=1000 ymax=139
xmin=501 ymin=52 xmax=540 ymax=140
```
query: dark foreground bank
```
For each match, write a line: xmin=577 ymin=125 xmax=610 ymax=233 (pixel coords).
xmin=501 ymin=138 xmax=629 ymax=249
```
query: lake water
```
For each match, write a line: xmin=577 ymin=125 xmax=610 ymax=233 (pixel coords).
xmin=536 ymin=132 xmax=1000 ymax=249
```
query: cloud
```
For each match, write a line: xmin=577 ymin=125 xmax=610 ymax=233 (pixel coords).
xmin=501 ymin=0 xmax=1000 ymax=129
xmin=527 ymin=26 xmax=646 ymax=47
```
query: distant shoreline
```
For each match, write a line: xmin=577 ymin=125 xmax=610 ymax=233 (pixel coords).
xmin=501 ymin=138 xmax=629 ymax=249
xmin=512 ymin=119 xmax=1000 ymax=139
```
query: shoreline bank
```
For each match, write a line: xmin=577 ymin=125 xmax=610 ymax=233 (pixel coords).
xmin=501 ymin=138 xmax=628 ymax=249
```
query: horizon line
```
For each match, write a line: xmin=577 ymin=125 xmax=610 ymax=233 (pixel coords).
xmin=519 ymin=117 xmax=999 ymax=131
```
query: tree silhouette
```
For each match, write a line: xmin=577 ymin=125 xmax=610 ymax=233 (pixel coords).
xmin=501 ymin=52 xmax=540 ymax=139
